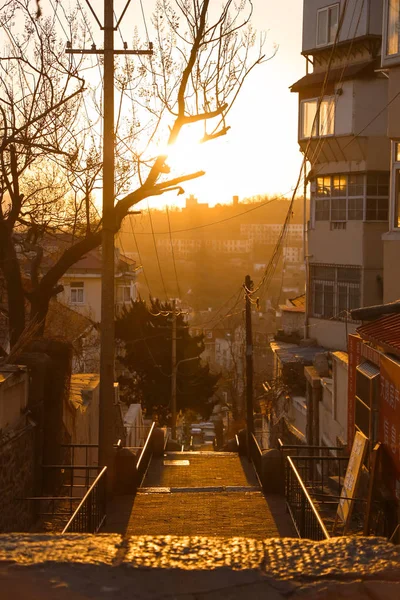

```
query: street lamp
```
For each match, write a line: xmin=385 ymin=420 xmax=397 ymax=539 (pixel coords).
xmin=171 ymin=356 xmax=198 ymax=440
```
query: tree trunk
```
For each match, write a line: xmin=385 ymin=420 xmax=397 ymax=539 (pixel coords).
xmin=29 ymin=292 xmax=51 ymax=337
xmin=0 ymin=224 xmax=26 ymax=347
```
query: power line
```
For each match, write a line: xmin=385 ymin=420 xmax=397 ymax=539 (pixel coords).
xmin=147 ymin=201 xmax=169 ymax=301
xmin=133 ymin=192 xmax=300 ymax=235
xmin=128 ymin=215 xmax=153 ymax=298
xmin=246 ymin=0 xmax=350 ymax=302
xmin=166 ymin=206 xmax=182 ymax=299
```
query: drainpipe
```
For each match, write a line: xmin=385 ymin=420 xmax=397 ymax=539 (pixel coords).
xmin=303 ymin=161 xmax=310 ymax=340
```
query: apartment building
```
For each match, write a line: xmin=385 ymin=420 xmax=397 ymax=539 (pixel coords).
xmin=381 ymin=1 xmax=400 ymax=302
xmin=240 ymin=223 xmax=303 ymax=245
xmin=293 ymin=0 xmax=390 ymax=350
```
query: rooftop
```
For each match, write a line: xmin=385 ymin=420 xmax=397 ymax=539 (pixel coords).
xmin=271 ymin=341 xmax=326 ymax=365
xmin=357 ymin=313 xmax=400 ymax=359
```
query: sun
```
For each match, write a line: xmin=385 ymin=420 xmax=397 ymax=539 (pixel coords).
xmin=163 ymin=127 xmax=206 ymax=175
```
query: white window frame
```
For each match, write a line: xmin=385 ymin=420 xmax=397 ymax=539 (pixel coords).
xmin=316 ymin=3 xmax=340 ymax=48
xmin=70 ymin=281 xmax=85 ymax=305
xmin=300 ymin=96 xmax=335 ymax=140
xmin=116 ymin=284 xmax=132 ymax=303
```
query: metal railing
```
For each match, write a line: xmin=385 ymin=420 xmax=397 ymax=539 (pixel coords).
xmin=286 ymin=456 xmax=330 ymax=541
xmin=135 ymin=422 xmax=155 ymax=487
xmin=62 ymin=466 xmax=107 ymax=533
xmin=249 ymin=432 xmax=263 ymax=484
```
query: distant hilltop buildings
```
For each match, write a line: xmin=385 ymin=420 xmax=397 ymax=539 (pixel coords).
xmin=153 ymin=194 xmax=304 ymax=260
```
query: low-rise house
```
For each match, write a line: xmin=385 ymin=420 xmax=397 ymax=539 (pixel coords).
xmin=58 ymin=248 xmax=139 ymax=322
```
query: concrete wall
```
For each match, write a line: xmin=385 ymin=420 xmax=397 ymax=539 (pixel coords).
xmin=59 ymin=276 xmax=137 ymax=323
xmin=335 ymin=80 xmax=354 ymax=135
xmin=0 ymin=367 xmax=28 ymax=431
xmin=59 ymin=277 xmax=101 ymax=321
xmin=63 ymin=374 xmax=100 ymax=471
xmin=308 ymin=317 xmax=357 ymax=350
xmin=333 ymin=352 xmax=349 ymax=442
xmin=0 ymin=423 xmax=36 ymax=532
xmin=319 ymin=353 xmax=348 ymax=446
xmin=309 ymin=221 xmax=364 ymax=265
xmin=387 ymin=67 xmax=400 ymax=138
xmin=383 ymin=231 xmax=400 ymax=301
xmin=281 ymin=311 xmax=305 ymax=335
xmin=353 ymin=78 xmax=389 ymax=138
xmin=302 ymin=0 xmax=373 ymax=53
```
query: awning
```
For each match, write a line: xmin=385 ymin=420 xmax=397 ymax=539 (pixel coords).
xmin=290 ymin=59 xmax=380 ymax=93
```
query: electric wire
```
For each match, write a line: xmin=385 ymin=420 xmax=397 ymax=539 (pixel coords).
xmin=245 ymin=0 xmax=351 ymax=302
xmin=147 ymin=201 xmax=169 ymax=301
xmin=166 ymin=206 xmax=182 ymax=299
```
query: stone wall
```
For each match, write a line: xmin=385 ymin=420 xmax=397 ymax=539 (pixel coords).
xmin=0 ymin=423 xmax=36 ymax=532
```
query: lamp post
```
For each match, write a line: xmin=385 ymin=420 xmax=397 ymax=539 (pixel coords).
xmin=171 ymin=356 xmax=198 ymax=439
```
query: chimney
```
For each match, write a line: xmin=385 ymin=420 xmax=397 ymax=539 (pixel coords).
xmin=233 ymin=195 xmax=239 ymax=206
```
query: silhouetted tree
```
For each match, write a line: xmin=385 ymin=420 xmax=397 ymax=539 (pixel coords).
xmin=0 ymin=0 xmax=270 ymax=353
xmin=115 ymin=299 xmax=219 ymax=419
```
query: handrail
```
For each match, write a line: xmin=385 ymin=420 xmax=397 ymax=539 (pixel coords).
xmin=251 ymin=432 xmax=262 ymax=456
xmin=287 ymin=455 xmax=349 ymax=461
xmin=287 ymin=456 xmax=330 ymax=540
xmin=61 ymin=443 xmax=99 ymax=448
xmin=136 ymin=422 xmax=155 ymax=473
xmin=62 ymin=466 xmax=107 ymax=534
xmin=278 ymin=439 xmax=344 ymax=451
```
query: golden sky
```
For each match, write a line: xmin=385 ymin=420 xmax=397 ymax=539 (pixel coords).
xmin=126 ymin=0 xmax=306 ymax=207
xmin=14 ymin=1 xmax=305 ymax=208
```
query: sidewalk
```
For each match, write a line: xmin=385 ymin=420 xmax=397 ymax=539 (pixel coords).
xmin=104 ymin=451 xmax=295 ymax=538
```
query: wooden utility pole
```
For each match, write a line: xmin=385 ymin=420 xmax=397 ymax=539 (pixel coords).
xmin=98 ymin=0 xmax=116 ymax=483
xmin=66 ymin=1 xmax=152 ymax=484
xmin=245 ymin=275 xmax=254 ymax=455
xmin=171 ymin=301 xmax=177 ymax=440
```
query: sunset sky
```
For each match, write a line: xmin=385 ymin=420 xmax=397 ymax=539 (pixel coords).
xmin=21 ymin=1 xmax=305 ymax=208
xmin=126 ymin=0 xmax=306 ymax=207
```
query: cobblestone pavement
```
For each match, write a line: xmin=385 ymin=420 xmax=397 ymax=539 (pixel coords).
xmin=104 ymin=452 xmax=295 ymax=537
xmin=0 ymin=534 xmax=399 ymax=599
xmin=142 ymin=453 xmax=259 ymax=488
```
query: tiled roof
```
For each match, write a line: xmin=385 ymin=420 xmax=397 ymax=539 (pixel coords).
xmin=279 ymin=305 xmax=305 ymax=313
xmin=289 ymin=294 xmax=305 ymax=308
xmin=45 ymin=300 xmax=95 ymax=343
xmin=69 ymin=373 xmax=100 ymax=411
xmin=357 ymin=313 xmax=400 ymax=357
xmin=271 ymin=340 xmax=326 ymax=365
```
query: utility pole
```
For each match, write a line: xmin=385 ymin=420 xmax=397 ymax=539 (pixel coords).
xmin=98 ymin=0 xmax=116 ymax=485
xmin=171 ymin=301 xmax=177 ymax=440
xmin=244 ymin=275 xmax=254 ymax=456
xmin=66 ymin=1 xmax=152 ymax=485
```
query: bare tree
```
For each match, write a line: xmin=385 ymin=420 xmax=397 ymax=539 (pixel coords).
xmin=0 ymin=0 xmax=270 ymax=351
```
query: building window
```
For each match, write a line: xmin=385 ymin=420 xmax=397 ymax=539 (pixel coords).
xmin=116 ymin=285 xmax=132 ymax=303
xmin=300 ymin=96 xmax=335 ymax=139
xmin=310 ymin=264 xmax=361 ymax=319
xmin=392 ymin=143 xmax=400 ymax=229
xmin=317 ymin=4 xmax=339 ymax=47
xmin=70 ymin=281 xmax=84 ymax=304
xmin=386 ymin=0 xmax=400 ymax=56
xmin=312 ymin=173 xmax=388 ymax=222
